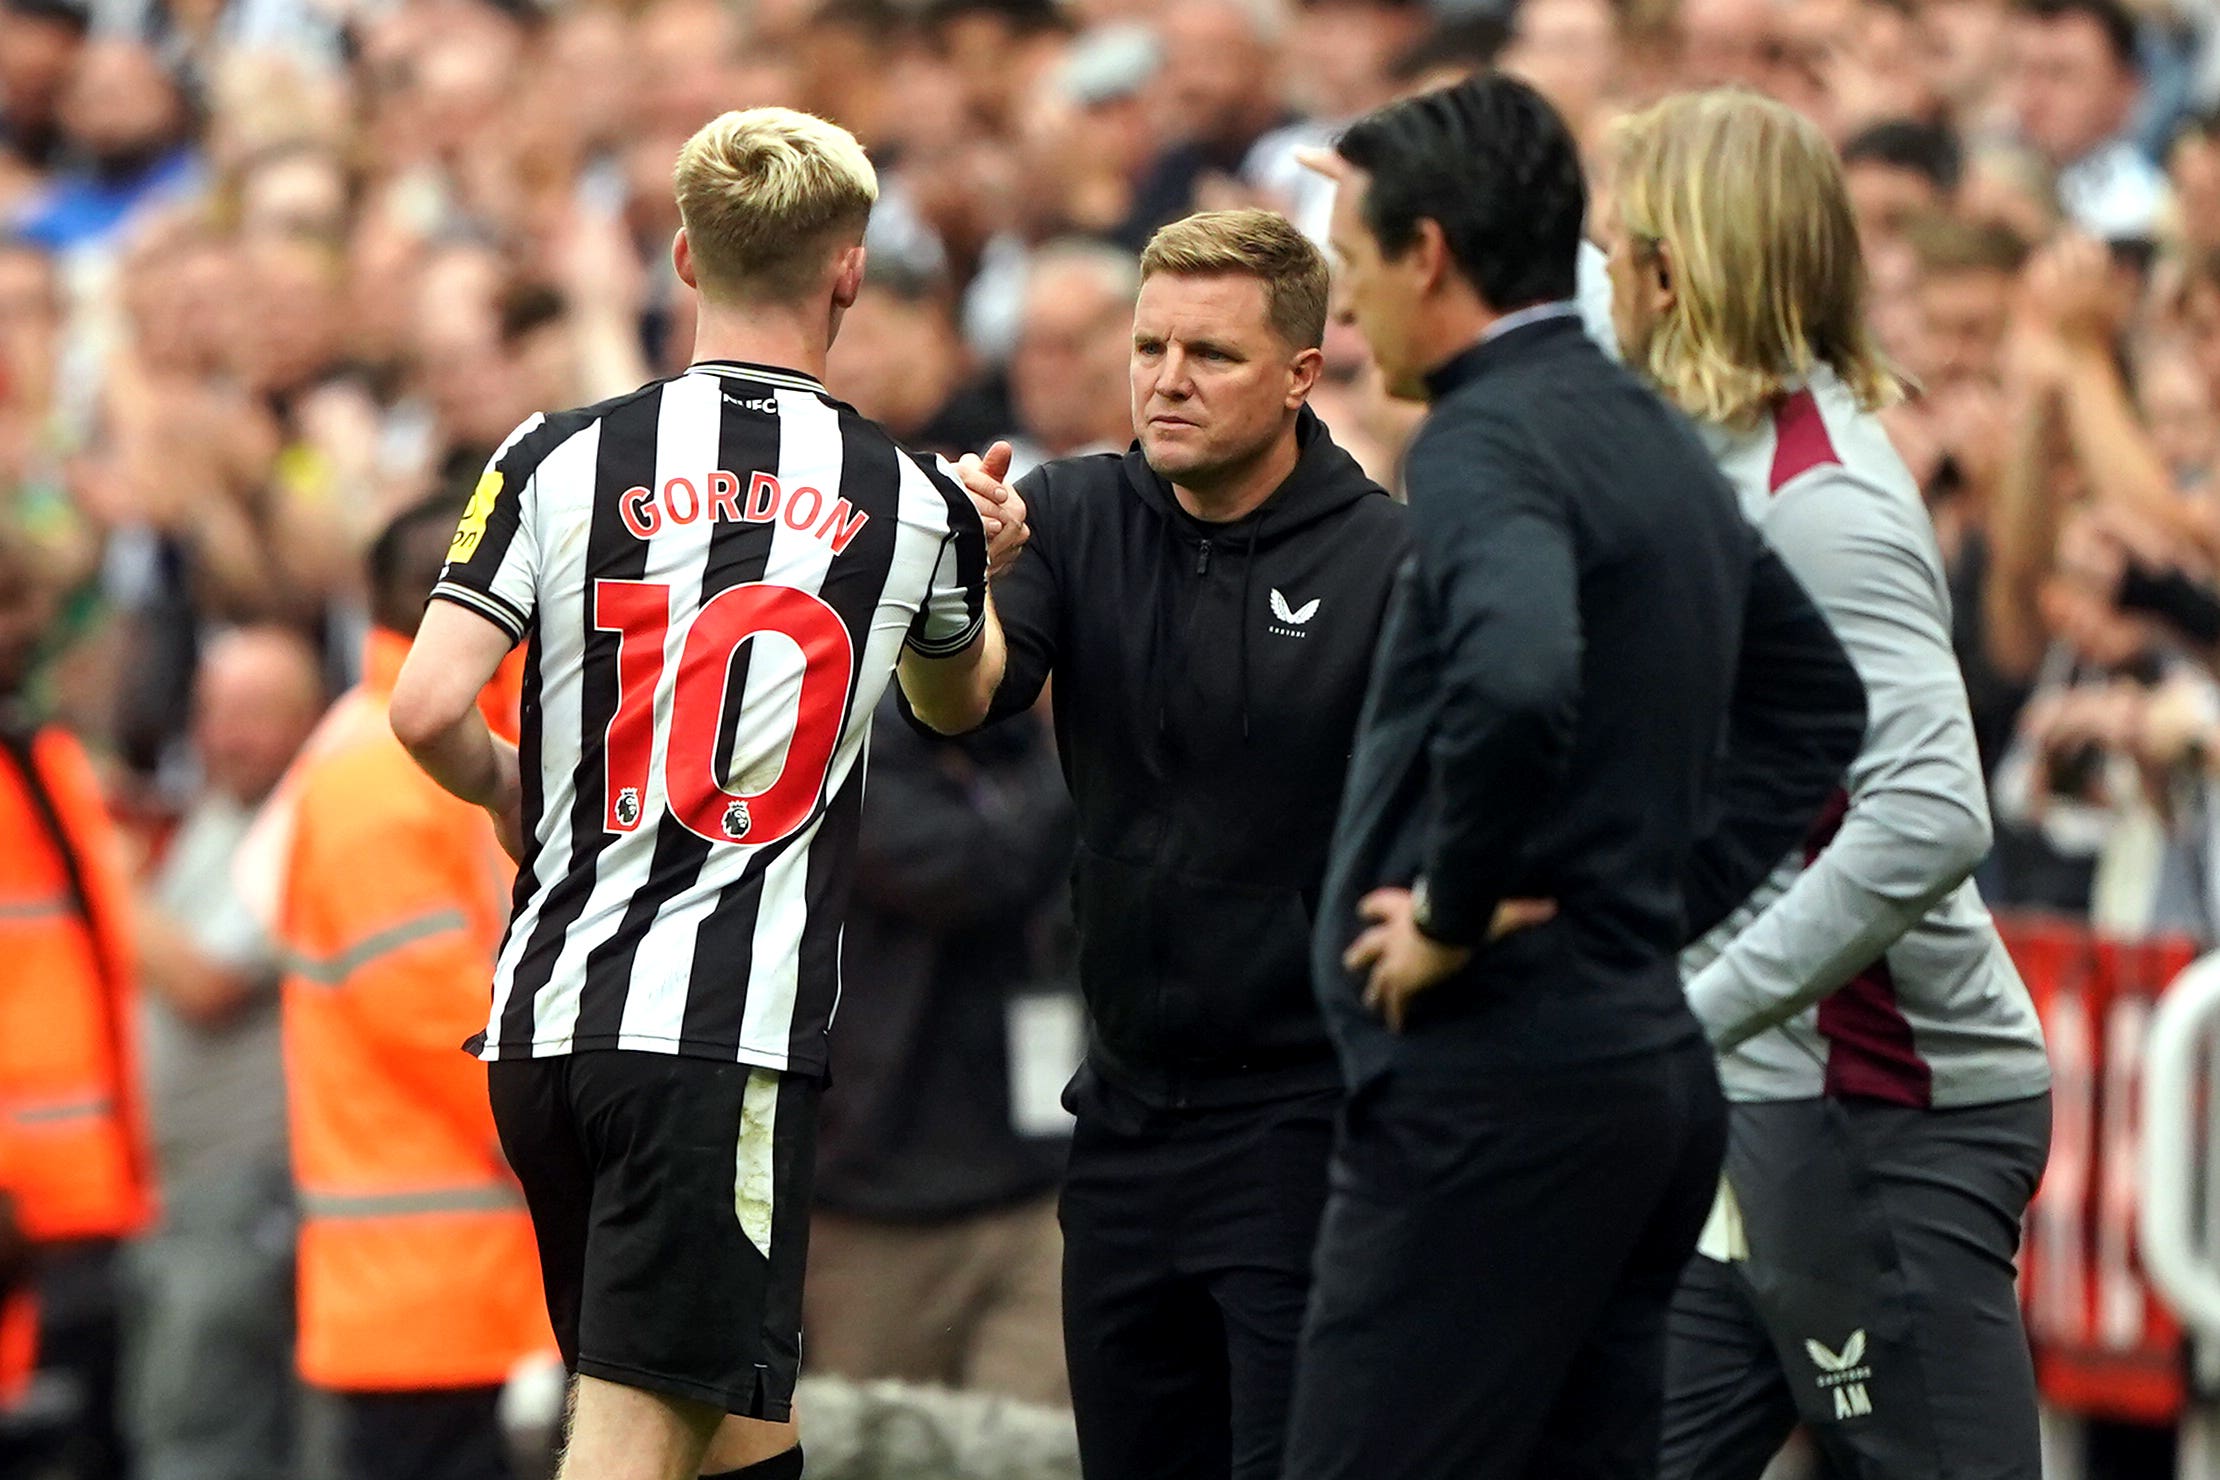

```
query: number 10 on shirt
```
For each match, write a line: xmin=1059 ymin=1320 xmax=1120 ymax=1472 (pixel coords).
xmin=592 ymin=577 xmax=855 ymax=849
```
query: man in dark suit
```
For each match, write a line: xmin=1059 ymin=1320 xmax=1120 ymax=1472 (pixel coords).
xmin=1285 ymin=77 xmax=1869 ymax=1479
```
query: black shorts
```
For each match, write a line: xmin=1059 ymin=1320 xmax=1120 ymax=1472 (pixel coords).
xmin=488 ymin=1051 xmax=820 ymax=1421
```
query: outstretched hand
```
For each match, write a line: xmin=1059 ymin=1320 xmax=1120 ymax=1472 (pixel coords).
xmin=955 ymin=440 xmax=1030 ymax=580
xmin=1345 ymin=889 xmax=1557 ymax=1032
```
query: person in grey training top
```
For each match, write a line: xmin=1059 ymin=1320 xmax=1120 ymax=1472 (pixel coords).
xmin=1591 ymin=90 xmax=2051 ymax=1480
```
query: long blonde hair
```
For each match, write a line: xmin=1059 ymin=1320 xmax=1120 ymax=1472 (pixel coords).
xmin=1606 ymin=89 xmax=1903 ymax=428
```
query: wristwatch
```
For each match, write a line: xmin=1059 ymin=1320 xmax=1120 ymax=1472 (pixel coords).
xmin=1411 ymin=876 xmax=1438 ymax=936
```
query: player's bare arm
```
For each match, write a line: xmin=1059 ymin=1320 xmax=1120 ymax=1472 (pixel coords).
xmin=390 ymin=600 xmax=525 ymax=858
xmin=898 ymin=594 xmax=1007 ymax=735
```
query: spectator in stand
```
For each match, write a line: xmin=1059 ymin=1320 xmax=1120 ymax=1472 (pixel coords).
xmin=1906 ymin=214 xmax=2025 ymax=396
xmin=1678 ymin=0 xmax=1781 ymax=93
xmin=1841 ymin=119 xmax=1963 ymax=251
xmin=1925 ymin=0 xmax=2019 ymax=135
xmin=126 ymin=624 xmax=321 ymax=1480
xmin=827 ymin=260 xmax=1014 ymax=461
xmin=2168 ymin=110 xmax=2220 ymax=260
xmin=2007 ymin=0 xmax=2170 ymax=239
xmin=16 ymin=37 xmax=201 ymax=255
xmin=0 ymin=235 xmax=89 ymax=590
xmin=1888 ymin=216 xmax=2032 ymax=782
xmin=0 ymin=0 xmax=85 ymax=179
xmin=1500 ymin=0 xmax=1622 ymax=152
xmin=2137 ymin=337 xmax=2217 ymax=488
xmin=1384 ymin=15 xmax=1508 ymax=99
xmin=806 ymin=692 xmax=1076 ymax=1407
xmin=1003 ymin=240 xmax=1141 ymax=478
xmin=1117 ymin=0 xmax=1292 ymax=248
xmin=1305 ymin=311 xmax=1424 ymax=490
xmin=234 ymin=143 xmax=351 ymax=246
xmin=1244 ymin=0 xmax=1427 ymax=242
xmin=1979 ymin=231 xmax=2214 ymax=922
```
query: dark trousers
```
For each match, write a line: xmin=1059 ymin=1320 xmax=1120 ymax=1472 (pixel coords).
xmin=1059 ymin=1088 xmax=1336 ymax=1480
xmin=1284 ymin=1038 xmax=1726 ymax=1480
xmin=123 ymin=1160 xmax=298 ymax=1480
xmin=1659 ymin=1094 xmax=2051 ymax=1480
xmin=334 ymin=1388 xmax=511 ymax=1480
xmin=35 ymin=1239 xmax=128 ymax=1480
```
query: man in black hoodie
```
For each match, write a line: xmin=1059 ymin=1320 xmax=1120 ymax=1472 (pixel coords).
xmin=911 ymin=209 xmax=1408 ymax=1480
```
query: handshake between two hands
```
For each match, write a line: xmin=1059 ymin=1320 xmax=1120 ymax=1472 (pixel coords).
xmin=953 ymin=442 xmax=1032 ymax=581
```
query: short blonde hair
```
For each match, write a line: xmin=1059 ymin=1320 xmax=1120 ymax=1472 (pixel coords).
xmin=1141 ymin=209 xmax=1329 ymax=350
xmin=1607 ymin=90 xmax=1902 ymax=428
xmin=673 ymin=107 xmax=879 ymax=301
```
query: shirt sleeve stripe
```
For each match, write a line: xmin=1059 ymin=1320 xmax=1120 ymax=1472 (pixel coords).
xmin=428 ymin=582 xmax=528 ymax=643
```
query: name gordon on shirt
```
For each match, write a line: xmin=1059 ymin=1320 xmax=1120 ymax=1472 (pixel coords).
xmin=620 ymin=470 xmax=871 ymax=554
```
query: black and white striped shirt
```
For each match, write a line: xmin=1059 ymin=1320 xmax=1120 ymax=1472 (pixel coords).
xmin=432 ymin=360 xmax=987 ymax=1074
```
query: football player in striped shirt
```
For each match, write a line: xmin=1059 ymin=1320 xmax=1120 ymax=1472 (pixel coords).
xmin=388 ymin=108 xmax=1009 ymax=1480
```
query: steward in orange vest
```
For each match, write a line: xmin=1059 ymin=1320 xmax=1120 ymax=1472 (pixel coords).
xmin=274 ymin=498 xmax=548 ymax=1480
xmin=0 ymin=529 xmax=149 ymax=1480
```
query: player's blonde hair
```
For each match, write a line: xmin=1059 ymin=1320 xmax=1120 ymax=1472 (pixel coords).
xmin=673 ymin=107 xmax=879 ymax=302
xmin=1141 ymin=209 xmax=1330 ymax=350
xmin=1607 ymin=89 xmax=1902 ymax=429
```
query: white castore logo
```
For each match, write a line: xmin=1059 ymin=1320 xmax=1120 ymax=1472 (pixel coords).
xmin=1268 ymin=589 xmax=1319 ymax=638
xmin=1805 ymin=1331 xmax=1874 ymax=1419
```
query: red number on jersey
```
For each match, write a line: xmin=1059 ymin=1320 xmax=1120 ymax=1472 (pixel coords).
xmin=592 ymin=578 xmax=856 ymax=847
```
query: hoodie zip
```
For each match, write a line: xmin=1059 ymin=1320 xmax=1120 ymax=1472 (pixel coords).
xmin=1159 ymin=538 xmax=1215 ymax=737
xmin=1051 ymin=407 xmax=1404 ymax=1107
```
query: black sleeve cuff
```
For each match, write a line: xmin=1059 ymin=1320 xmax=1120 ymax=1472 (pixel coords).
xmin=1411 ymin=875 xmax=1485 ymax=949
xmin=902 ymin=604 xmax=987 ymax=658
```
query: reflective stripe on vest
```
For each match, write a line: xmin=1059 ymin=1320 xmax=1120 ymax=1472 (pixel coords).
xmin=4 ymin=1094 xmax=115 ymax=1128
xmin=0 ymin=893 xmax=72 ymax=923
xmin=285 ymin=908 xmax=470 ymax=987
xmin=299 ymin=1183 xmax=526 ymax=1220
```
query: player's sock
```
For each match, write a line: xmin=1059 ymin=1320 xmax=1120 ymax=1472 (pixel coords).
xmin=702 ymin=1445 xmax=803 ymax=1480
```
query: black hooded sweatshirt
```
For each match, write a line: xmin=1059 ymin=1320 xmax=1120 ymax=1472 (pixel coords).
xmin=981 ymin=408 xmax=1409 ymax=1110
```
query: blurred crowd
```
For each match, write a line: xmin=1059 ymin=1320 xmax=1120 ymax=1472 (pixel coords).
xmin=0 ymin=0 xmax=2209 ymax=925
xmin=0 ymin=0 xmax=2219 ymax=1468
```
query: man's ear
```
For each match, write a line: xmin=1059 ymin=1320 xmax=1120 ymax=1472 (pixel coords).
xmin=833 ymin=244 xmax=867 ymax=311
xmin=673 ymin=228 xmax=697 ymax=290
xmin=1286 ymin=345 xmax=1325 ymax=407
xmin=1408 ymin=217 xmax=1453 ymax=295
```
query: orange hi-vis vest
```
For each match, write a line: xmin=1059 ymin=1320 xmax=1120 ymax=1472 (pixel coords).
xmin=0 ymin=721 xmax=151 ymax=1248
xmin=279 ymin=631 xmax=549 ymax=1392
